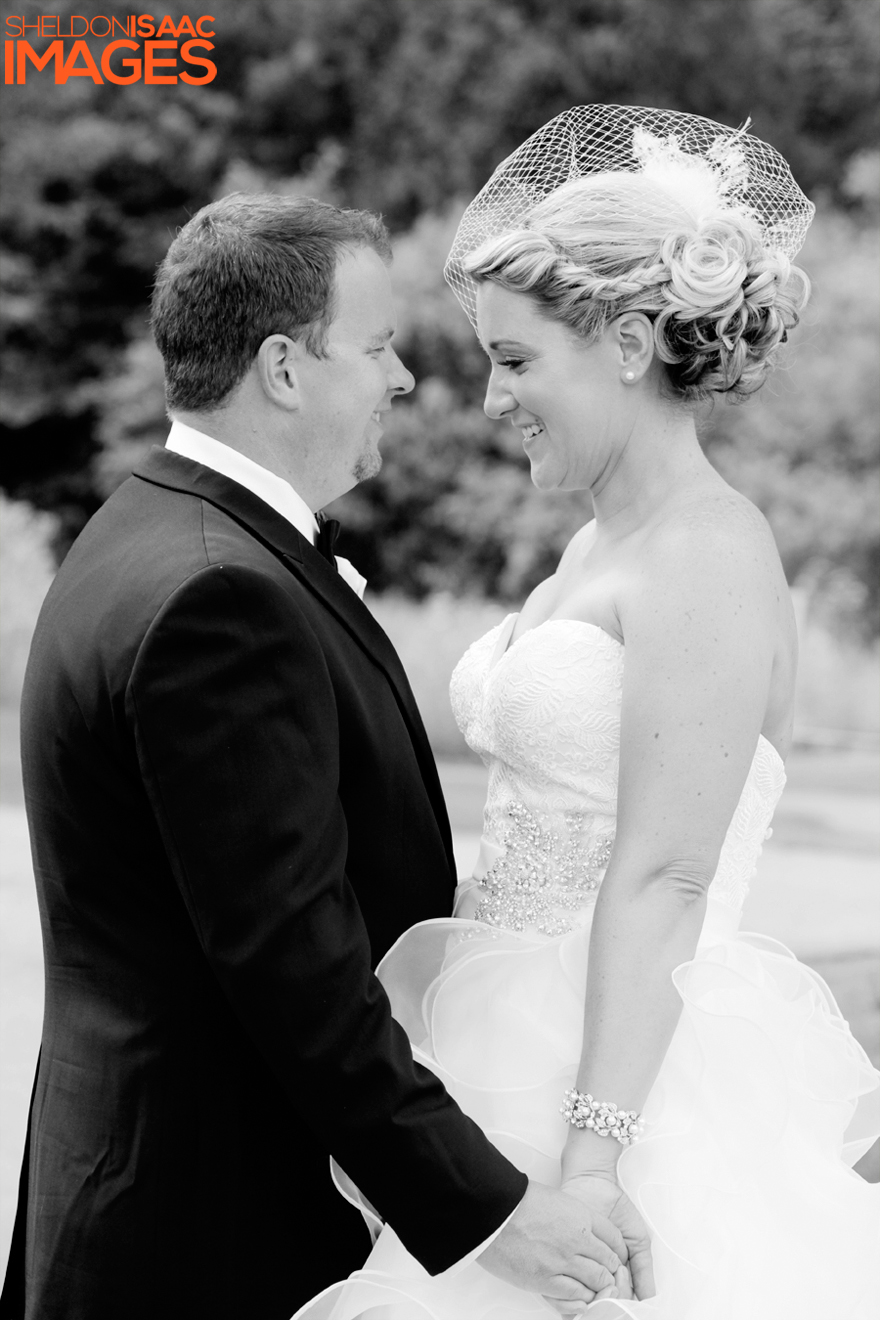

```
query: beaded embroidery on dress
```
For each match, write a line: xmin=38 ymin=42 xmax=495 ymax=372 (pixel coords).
xmin=294 ymin=616 xmax=880 ymax=1320
xmin=452 ymin=616 xmax=623 ymax=935
xmin=450 ymin=614 xmax=786 ymax=932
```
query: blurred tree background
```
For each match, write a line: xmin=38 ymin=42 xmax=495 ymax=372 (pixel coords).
xmin=1 ymin=0 xmax=878 ymax=640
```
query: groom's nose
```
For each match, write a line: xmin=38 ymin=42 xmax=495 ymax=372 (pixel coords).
xmin=387 ymin=347 xmax=415 ymax=396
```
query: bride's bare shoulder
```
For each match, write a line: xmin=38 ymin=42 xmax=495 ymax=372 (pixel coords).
xmin=651 ymin=486 xmax=780 ymax=566
xmin=557 ymin=519 xmax=598 ymax=569
xmin=632 ymin=486 xmax=789 ymax=627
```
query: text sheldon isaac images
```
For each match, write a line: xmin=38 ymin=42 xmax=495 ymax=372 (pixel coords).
xmin=4 ymin=12 xmax=218 ymax=84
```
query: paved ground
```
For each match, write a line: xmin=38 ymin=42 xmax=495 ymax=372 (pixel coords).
xmin=2 ymin=723 xmax=878 ymax=1278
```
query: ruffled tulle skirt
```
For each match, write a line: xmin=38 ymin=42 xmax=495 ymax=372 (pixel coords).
xmin=294 ymin=902 xmax=880 ymax=1319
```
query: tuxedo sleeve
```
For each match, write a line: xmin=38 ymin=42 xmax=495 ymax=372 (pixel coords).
xmin=128 ymin=562 xmax=527 ymax=1273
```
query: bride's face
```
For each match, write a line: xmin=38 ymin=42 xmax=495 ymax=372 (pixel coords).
xmin=475 ymin=282 xmax=627 ymax=492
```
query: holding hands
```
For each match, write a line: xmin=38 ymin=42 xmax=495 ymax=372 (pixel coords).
xmin=478 ymin=1179 xmax=654 ymax=1316
xmin=561 ymin=1171 xmax=655 ymax=1307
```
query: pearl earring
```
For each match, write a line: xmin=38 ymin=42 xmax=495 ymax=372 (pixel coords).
xmin=623 ymin=370 xmax=636 ymax=382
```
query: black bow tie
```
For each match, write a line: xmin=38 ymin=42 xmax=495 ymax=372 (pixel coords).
xmin=314 ymin=513 xmax=340 ymax=565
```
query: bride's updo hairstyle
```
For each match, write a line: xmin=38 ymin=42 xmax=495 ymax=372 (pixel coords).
xmin=463 ymin=174 xmax=808 ymax=401
xmin=446 ymin=106 xmax=815 ymax=403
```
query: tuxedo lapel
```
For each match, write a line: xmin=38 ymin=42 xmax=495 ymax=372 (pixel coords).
xmin=280 ymin=552 xmax=417 ymax=714
xmin=275 ymin=554 xmax=455 ymax=864
xmin=132 ymin=448 xmax=453 ymax=862
xmin=133 ymin=446 xmax=308 ymax=562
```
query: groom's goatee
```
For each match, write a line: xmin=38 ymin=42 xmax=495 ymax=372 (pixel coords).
xmin=354 ymin=451 xmax=383 ymax=483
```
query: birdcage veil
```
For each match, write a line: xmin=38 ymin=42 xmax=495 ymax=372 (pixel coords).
xmin=444 ymin=104 xmax=815 ymax=329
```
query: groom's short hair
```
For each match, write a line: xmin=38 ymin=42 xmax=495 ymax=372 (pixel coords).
xmin=151 ymin=193 xmax=392 ymax=412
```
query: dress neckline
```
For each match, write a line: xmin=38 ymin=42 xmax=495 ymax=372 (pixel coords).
xmin=489 ymin=612 xmax=786 ymax=776
xmin=493 ymin=612 xmax=622 ymax=667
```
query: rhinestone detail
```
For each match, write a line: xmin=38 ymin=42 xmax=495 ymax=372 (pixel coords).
xmin=473 ymin=801 xmax=614 ymax=936
xmin=560 ymin=1089 xmax=644 ymax=1145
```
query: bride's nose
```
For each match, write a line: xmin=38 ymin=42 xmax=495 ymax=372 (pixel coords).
xmin=483 ymin=369 xmax=516 ymax=420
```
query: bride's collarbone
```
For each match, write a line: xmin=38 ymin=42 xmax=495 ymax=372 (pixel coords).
xmin=511 ymin=522 xmax=650 ymax=646
xmin=512 ymin=575 xmax=625 ymax=647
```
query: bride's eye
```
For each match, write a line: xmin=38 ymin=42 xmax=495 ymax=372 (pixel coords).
xmin=498 ymin=357 xmax=527 ymax=372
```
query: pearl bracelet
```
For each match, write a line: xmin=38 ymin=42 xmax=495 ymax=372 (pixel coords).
xmin=561 ymin=1088 xmax=644 ymax=1146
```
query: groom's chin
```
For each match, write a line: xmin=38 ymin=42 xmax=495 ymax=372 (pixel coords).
xmin=353 ymin=449 xmax=383 ymax=484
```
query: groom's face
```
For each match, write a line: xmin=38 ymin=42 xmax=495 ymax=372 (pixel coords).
xmin=294 ymin=246 xmax=414 ymax=497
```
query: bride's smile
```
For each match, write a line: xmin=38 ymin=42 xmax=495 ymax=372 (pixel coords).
xmin=475 ymin=280 xmax=648 ymax=496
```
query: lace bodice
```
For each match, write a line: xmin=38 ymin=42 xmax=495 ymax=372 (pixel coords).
xmin=450 ymin=614 xmax=786 ymax=937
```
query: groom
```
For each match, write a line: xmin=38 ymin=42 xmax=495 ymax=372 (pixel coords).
xmin=1 ymin=194 xmax=632 ymax=1319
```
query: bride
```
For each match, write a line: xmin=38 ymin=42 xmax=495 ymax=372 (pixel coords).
xmin=296 ymin=106 xmax=879 ymax=1318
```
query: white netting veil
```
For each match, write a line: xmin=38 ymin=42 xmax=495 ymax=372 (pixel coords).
xmin=444 ymin=104 xmax=815 ymax=330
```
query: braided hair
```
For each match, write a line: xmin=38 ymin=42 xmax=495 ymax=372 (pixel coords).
xmin=463 ymin=173 xmax=809 ymax=402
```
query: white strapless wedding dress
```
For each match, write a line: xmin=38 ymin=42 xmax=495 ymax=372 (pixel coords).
xmin=296 ymin=616 xmax=880 ymax=1319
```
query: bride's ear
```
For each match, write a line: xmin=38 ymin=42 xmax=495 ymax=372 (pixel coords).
xmin=612 ymin=313 xmax=655 ymax=384
xmin=255 ymin=334 xmax=304 ymax=412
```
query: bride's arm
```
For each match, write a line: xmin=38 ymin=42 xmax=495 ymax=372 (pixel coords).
xmin=562 ymin=505 xmax=788 ymax=1183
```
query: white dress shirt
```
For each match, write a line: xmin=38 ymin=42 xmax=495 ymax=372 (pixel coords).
xmin=165 ymin=420 xmax=367 ymax=598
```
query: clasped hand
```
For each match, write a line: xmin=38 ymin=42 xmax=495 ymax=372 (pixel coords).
xmin=560 ymin=1171 xmax=655 ymax=1308
xmin=478 ymin=1177 xmax=654 ymax=1316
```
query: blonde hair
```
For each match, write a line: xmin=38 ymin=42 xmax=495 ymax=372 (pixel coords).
xmin=463 ymin=173 xmax=810 ymax=402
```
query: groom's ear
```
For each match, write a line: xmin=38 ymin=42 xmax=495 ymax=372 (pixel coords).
xmin=255 ymin=334 xmax=305 ymax=412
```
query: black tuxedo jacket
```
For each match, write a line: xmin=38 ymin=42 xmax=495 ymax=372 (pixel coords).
xmin=1 ymin=449 xmax=526 ymax=1320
